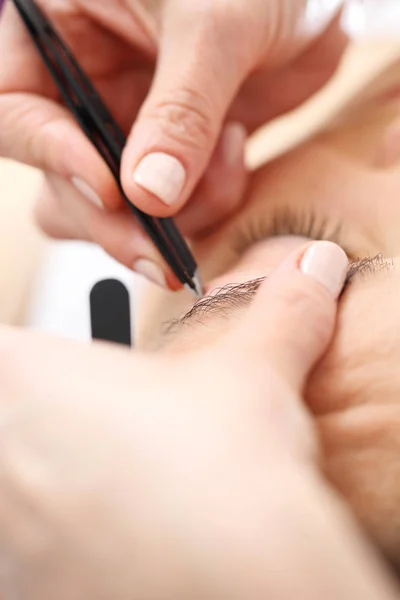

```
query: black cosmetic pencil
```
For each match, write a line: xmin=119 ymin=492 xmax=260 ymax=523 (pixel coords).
xmin=12 ymin=0 xmax=203 ymax=297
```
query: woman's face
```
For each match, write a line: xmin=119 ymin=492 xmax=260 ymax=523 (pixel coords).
xmin=136 ymin=101 xmax=400 ymax=563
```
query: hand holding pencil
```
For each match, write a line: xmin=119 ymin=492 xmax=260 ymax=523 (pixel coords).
xmin=0 ymin=0 xmax=348 ymax=288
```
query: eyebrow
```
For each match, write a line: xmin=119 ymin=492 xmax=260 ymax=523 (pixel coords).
xmin=163 ymin=255 xmax=393 ymax=337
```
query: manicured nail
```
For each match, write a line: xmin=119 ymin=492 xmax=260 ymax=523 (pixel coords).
xmin=341 ymin=0 xmax=400 ymax=39
xmin=299 ymin=0 xmax=344 ymax=36
xmin=133 ymin=152 xmax=186 ymax=206
xmin=300 ymin=241 xmax=348 ymax=298
xmin=71 ymin=176 xmax=103 ymax=208
xmin=134 ymin=258 xmax=167 ymax=288
xmin=221 ymin=122 xmax=247 ymax=167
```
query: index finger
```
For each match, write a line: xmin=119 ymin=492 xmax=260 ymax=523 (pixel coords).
xmin=0 ymin=0 xmax=55 ymax=95
xmin=0 ymin=2 xmax=119 ymax=208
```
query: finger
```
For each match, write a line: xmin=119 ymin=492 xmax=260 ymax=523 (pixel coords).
xmin=36 ymin=174 xmax=181 ymax=290
xmin=237 ymin=241 xmax=349 ymax=392
xmin=176 ymin=122 xmax=248 ymax=237
xmin=121 ymin=4 xmax=257 ymax=217
xmin=35 ymin=176 xmax=93 ymax=242
xmin=0 ymin=1 xmax=127 ymax=212
xmin=0 ymin=94 xmax=120 ymax=211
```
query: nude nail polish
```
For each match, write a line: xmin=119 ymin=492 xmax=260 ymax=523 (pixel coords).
xmin=300 ymin=242 xmax=349 ymax=298
xmin=71 ymin=176 xmax=103 ymax=208
xmin=133 ymin=152 xmax=186 ymax=206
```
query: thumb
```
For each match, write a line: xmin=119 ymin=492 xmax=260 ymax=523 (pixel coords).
xmin=237 ymin=242 xmax=349 ymax=392
xmin=121 ymin=5 xmax=256 ymax=216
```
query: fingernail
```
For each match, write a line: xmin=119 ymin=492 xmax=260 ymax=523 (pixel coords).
xmin=341 ymin=0 xmax=400 ymax=39
xmin=299 ymin=0 xmax=344 ymax=36
xmin=221 ymin=122 xmax=247 ymax=167
xmin=71 ymin=176 xmax=103 ymax=208
xmin=133 ymin=152 xmax=186 ymax=206
xmin=300 ymin=241 xmax=348 ymax=298
xmin=134 ymin=258 xmax=167 ymax=288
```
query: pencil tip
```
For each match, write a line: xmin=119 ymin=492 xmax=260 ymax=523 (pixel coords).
xmin=192 ymin=272 xmax=204 ymax=298
xmin=184 ymin=271 xmax=204 ymax=299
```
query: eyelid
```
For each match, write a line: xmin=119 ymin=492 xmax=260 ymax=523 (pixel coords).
xmin=232 ymin=207 xmax=350 ymax=259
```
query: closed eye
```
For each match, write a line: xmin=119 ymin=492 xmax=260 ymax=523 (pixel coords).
xmin=231 ymin=206 xmax=350 ymax=258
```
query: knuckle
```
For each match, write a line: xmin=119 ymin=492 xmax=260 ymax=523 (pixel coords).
xmin=32 ymin=118 xmax=68 ymax=172
xmin=4 ymin=99 xmax=66 ymax=170
xmin=144 ymin=87 xmax=215 ymax=153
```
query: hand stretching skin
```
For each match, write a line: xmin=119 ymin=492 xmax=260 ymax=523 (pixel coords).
xmin=0 ymin=0 xmax=347 ymax=289
xmin=0 ymin=242 xmax=397 ymax=600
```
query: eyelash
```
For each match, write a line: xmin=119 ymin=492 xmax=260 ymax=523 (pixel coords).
xmin=232 ymin=207 xmax=347 ymax=257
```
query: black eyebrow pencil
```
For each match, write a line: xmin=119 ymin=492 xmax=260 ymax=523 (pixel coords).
xmin=12 ymin=0 xmax=203 ymax=298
